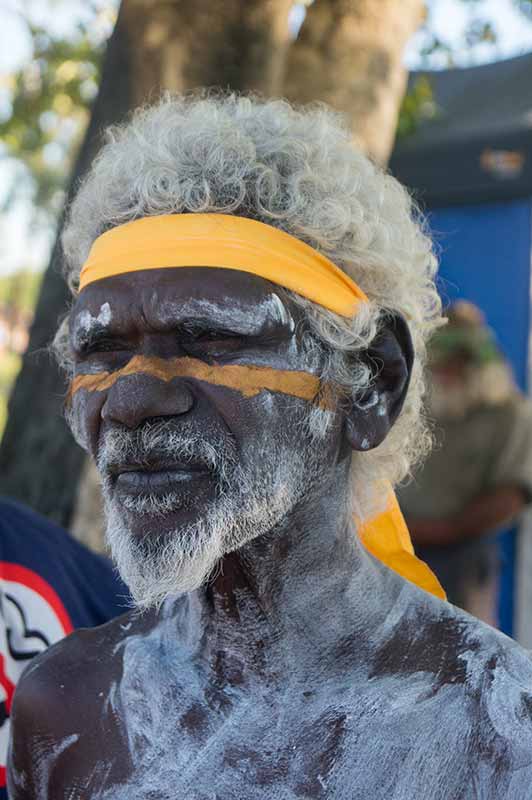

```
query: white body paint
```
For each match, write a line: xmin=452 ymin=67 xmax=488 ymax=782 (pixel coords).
xmin=10 ymin=546 xmax=532 ymax=800
xmin=105 ymin=595 xmax=532 ymax=800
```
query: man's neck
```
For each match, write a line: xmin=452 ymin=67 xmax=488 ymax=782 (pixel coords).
xmin=185 ymin=469 xmax=400 ymax=683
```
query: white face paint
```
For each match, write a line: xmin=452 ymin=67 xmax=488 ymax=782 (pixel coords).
xmin=376 ymin=397 xmax=388 ymax=417
xmin=269 ymin=292 xmax=295 ymax=332
xmin=75 ymin=302 xmax=112 ymax=335
xmin=156 ymin=292 xmax=295 ymax=338
xmin=70 ymin=301 xmax=114 ymax=359
xmin=79 ymin=284 xmax=332 ymax=612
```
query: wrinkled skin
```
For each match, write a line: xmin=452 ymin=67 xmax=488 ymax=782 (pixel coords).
xmin=8 ymin=268 xmax=532 ymax=800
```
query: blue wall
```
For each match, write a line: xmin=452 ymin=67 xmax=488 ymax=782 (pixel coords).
xmin=428 ymin=198 xmax=532 ymax=634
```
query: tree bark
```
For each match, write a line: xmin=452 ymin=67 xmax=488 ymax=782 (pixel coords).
xmin=0 ymin=8 xmax=134 ymax=526
xmin=284 ymin=0 xmax=425 ymax=165
xmin=121 ymin=0 xmax=294 ymax=104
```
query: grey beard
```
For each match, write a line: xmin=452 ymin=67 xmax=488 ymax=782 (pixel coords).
xmin=98 ymin=413 xmax=332 ymax=611
xmin=98 ymin=422 xmax=231 ymax=518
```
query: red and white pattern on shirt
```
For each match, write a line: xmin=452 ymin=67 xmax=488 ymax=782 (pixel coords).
xmin=0 ymin=563 xmax=73 ymax=787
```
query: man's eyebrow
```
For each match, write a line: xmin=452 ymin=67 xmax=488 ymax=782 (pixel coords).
xmin=70 ymin=314 xmax=121 ymax=351
xmin=176 ymin=316 xmax=265 ymax=336
xmin=159 ymin=294 xmax=294 ymax=335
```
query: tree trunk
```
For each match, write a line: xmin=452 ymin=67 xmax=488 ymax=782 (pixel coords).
xmin=121 ymin=0 xmax=294 ymax=104
xmin=284 ymin=0 xmax=425 ymax=165
xmin=0 ymin=8 xmax=134 ymax=526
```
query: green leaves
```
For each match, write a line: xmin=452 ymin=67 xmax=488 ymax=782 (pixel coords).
xmin=398 ymin=0 xmax=532 ymax=140
xmin=397 ymin=76 xmax=438 ymax=139
xmin=0 ymin=11 xmax=106 ymax=217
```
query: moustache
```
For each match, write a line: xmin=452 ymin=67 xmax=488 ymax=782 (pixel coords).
xmin=97 ymin=419 xmax=236 ymax=480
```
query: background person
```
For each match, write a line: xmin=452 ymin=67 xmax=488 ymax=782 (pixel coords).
xmin=0 ymin=498 xmax=128 ymax=795
xmin=399 ymin=301 xmax=532 ymax=624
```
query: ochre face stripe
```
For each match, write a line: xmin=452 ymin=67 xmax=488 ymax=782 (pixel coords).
xmin=68 ymin=355 xmax=334 ymax=408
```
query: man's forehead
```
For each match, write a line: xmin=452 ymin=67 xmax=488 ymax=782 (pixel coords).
xmin=71 ymin=266 xmax=296 ymax=333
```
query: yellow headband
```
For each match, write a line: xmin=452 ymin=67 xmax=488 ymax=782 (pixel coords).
xmin=79 ymin=213 xmax=368 ymax=317
xmin=76 ymin=212 xmax=444 ymax=601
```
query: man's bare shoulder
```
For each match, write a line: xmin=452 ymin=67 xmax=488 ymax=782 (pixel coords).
xmin=8 ymin=609 xmax=158 ymax=798
xmin=340 ymin=586 xmax=532 ymax=797
xmin=372 ymin=583 xmax=532 ymax=690
xmin=10 ymin=606 xmax=156 ymax=740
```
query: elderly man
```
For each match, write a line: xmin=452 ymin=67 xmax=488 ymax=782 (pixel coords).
xmin=8 ymin=96 xmax=532 ymax=799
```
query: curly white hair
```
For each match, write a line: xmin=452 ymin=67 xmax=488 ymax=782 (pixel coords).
xmin=59 ymin=93 xmax=442 ymax=519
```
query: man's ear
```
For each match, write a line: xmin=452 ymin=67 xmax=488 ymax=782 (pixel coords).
xmin=344 ymin=313 xmax=414 ymax=452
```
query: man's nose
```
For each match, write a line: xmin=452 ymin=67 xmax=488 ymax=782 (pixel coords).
xmin=100 ymin=374 xmax=195 ymax=429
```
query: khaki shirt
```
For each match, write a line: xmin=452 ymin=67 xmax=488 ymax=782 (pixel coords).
xmin=399 ymin=396 xmax=532 ymax=519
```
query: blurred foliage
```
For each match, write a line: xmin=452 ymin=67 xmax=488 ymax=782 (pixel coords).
xmin=398 ymin=0 xmax=532 ymax=136
xmin=0 ymin=269 xmax=43 ymax=314
xmin=0 ymin=352 xmax=20 ymax=433
xmin=0 ymin=4 xmax=114 ymax=221
xmin=0 ymin=269 xmax=43 ymax=434
xmin=415 ymin=0 xmax=532 ymax=68
xmin=0 ymin=25 xmax=101 ymax=212
xmin=397 ymin=76 xmax=438 ymax=139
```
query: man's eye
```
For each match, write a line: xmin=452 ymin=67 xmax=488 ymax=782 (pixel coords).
xmin=180 ymin=328 xmax=245 ymax=354
xmin=79 ymin=339 xmax=127 ymax=356
xmin=194 ymin=331 xmax=239 ymax=342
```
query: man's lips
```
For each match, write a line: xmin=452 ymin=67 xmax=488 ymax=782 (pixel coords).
xmin=110 ymin=460 xmax=212 ymax=495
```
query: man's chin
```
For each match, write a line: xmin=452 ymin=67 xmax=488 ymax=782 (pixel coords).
xmin=110 ymin=478 xmax=216 ymax=542
xmin=117 ymin=498 xmax=210 ymax=544
xmin=121 ymin=555 xmax=220 ymax=611
xmin=105 ymin=512 xmax=223 ymax=610
xmin=101 ymin=451 xmax=307 ymax=609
